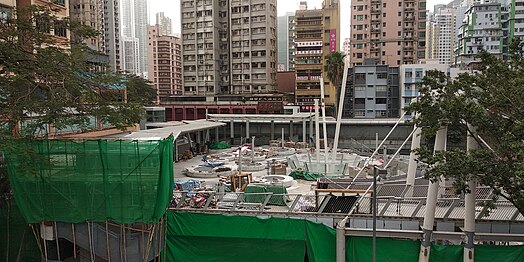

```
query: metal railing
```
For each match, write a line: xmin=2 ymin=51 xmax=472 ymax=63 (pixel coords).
xmin=169 ymin=190 xmax=523 ymax=222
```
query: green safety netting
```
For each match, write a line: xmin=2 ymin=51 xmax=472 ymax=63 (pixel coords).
xmin=164 ymin=212 xmax=336 ymax=262
xmin=0 ymin=202 xmax=41 ymax=262
xmin=209 ymin=141 xmax=230 ymax=149
xmin=289 ymin=169 xmax=321 ymax=181
xmin=346 ymin=236 xmax=421 ymax=262
xmin=6 ymin=137 xmax=174 ymax=224
xmin=475 ymin=244 xmax=524 ymax=262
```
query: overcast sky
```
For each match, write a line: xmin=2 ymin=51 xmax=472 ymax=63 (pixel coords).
xmin=148 ymin=0 xmax=450 ymax=47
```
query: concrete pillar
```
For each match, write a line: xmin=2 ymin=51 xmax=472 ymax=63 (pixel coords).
xmin=309 ymin=113 xmax=313 ymax=145
xmin=196 ymin=131 xmax=201 ymax=144
xmin=464 ymin=125 xmax=478 ymax=262
xmin=289 ymin=120 xmax=293 ymax=141
xmin=336 ymin=218 xmax=347 ymax=262
xmin=270 ymin=120 xmax=275 ymax=140
xmin=215 ymin=127 xmax=219 ymax=142
xmin=302 ymin=120 xmax=307 ymax=143
xmin=419 ymin=125 xmax=447 ymax=262
xmin=230 ymin=120 xmax=234 ymax=145
xmin=246 ymin=120 xmax=250 ymax=139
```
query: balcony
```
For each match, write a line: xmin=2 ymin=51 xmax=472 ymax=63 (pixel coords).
xmin=296 ymin=50 xmax=323 ymax=55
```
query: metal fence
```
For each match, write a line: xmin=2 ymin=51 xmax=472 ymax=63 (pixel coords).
xmin=169 ymin=189 xmax=523 ymax=222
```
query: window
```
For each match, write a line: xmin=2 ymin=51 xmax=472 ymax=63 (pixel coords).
xmin=377 ymin=73 xmax=387 ymax=79
xmin=376 ymin=85 xmax=387 ymax=92
xmin=376 ymin=98 xmax=387 ymax=104
xmin=405 ymin=71 xmax=412 ymax=78
xmin=355 ymin=86 xmax=365 ymax=91
xmin=415 ymin=71 xmax=423 ymax=78
xmin=357 ymin=15 xmax=363 ymax=21
xmin=355 ymin=73 xmax=366 ymax=80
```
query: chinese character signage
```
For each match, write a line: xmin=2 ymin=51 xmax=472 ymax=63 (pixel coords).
xmin=329 ymin=29 xmax=337 ymax=52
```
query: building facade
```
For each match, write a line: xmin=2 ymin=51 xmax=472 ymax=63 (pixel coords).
xmin=277 ymin=12 xmax=296 ymax=72
xmin=120 ymin=0 xmax=148 ymax=76
xmin=180 ymin=0 xmax=277 ymax=98
xmin=156 ymin=12 xmax=172 ymax=36
xmin=343 ymin=59 xmax=400 ymax=119
xmin=399 ymin=60 xmax=465 ymax=117
xmin=294 ymin=0 xmax=340 ymax=112
xmin=349 ymin=0 xmax=428 ymax=67
xmin=147 ymin=25 xmax=182 ymax=104
xmin=426 ymin=5 xmax=456 ymax=65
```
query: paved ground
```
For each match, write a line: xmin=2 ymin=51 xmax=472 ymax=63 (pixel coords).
xmin=173 ymin=148 xmax=314 ymax=194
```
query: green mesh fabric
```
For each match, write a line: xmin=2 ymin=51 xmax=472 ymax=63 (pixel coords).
xmin=6 ymin=137 xmax=174 ymax=224
xmin=0 ymin=202 xmax=41 ymax=262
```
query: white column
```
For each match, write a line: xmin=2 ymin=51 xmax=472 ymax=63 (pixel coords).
xmin=230 ymin=120 xmax=234 ymax=145
xmin=406 ymin=126 xmax=422 ymax=196
xmin=270 ymin=120 xmax=275 ymax=140
xmin=333 ymin=60 xmax=349 ymax=159
xmin=464 ymin=126 xmax=478 ymax=262
xmin=289 ymin=120 xmax=294 ymax=141
xmin=336 ymin=218 xmax=347 ymax=262
xmin=320 ymin=77 xmax=329 ymax=161
xmin=314 ymin=99 xmax=321 ymax=172
xmin=246 ymin=120 xmax=250 ymax=139
xmin=419 ymin=125 xmax=447 ymax=262
xmin=302 ymin=119 xmax=307 ymax=143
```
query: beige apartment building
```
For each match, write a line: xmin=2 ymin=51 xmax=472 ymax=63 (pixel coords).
xmin=180 ymin=0 xmax=277 ymax=99
xmin=294 ymin=0 xmax=340 ymax=111
xmin=148 ymin=25 xmax=182 ymax=104
xmin=349 ymin=0 xmax=427 ymax=67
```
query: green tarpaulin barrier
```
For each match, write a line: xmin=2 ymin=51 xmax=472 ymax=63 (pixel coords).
xmin=209 ymin=141 xmax=230 ymax=149
xmin=346 ymin=236 xmax=420 ymax=262
xmin=244 ymin=184 xmax=289 ymax=206
xmin=164 ymin=212 xmax=524 ymax=262
xmin=474 ymin=245 xmax=524 ymax=262
xmin=6 ymin=137 xmax=174 ymax=224
xmin=429 ymin=244 xmax=463 ymax=262
xmin=0 ymin=202 xmax=41 ymax=262
xmin=164 ymin=212 xmax=336 ymax=262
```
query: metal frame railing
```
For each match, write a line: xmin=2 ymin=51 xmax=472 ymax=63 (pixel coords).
xmin=169 ymin=190 xmax=523 ymax=222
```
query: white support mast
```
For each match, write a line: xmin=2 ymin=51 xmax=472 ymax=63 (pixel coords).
xmin=332 ymin=60 xmax=349 ymax=160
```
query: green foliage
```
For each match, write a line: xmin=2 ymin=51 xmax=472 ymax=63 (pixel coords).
xmin=0 ymin=6 xmax=154 ymax=139
xmin=408 ymin=40 xmax=524 ymax=215
xmin=323 ymin=51 xmax=346 ymax=88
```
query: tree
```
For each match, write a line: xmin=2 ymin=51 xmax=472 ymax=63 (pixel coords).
xmin=323 ymin=51 xmax=346 ymax=88
xmin=408 ymin=40 xmax=524 ymax=215
xmin=0 ymin=6 xmax=155 ymax=202
xmin=0 ymin=6 xmax=154 ymax=138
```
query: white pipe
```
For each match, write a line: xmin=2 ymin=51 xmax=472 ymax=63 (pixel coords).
xmin=384 ymin=127 xmax=416 ymax=169
xmin=464 ymin=125 xmax=478 ymax=262
xmin=348 ymin=112 xmax=406 ymax=188
xmin=320 ymin=77 xmax=329 ymax=163
xmin=419 ymin=125 xmax=447 ymax=262
xmin=332 ymin=61 xmax=349 ymax=160
xmin=315 ymin=99 xmax=321 ymax=172
xmin=251 ymin=136 xmax=255 ymax=163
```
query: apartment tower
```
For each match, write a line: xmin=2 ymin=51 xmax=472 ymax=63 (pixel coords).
xmin=156 ymin=12 xmax=173 ymax=36
xmin=349 ymin=0 xmax=427 ymax=67
xmin=147 ymin=25 xmax=182 ymax=104
xmin=120 ymin=0 xmax=148 ymax=76
xmin=180 ymin=0 xmax=277 ymax=99
xmin=294 ymin=0 xmax=340 ymax=111
xmin=426 ymin=5 xmax=456 ymax=65
xmin=277 ymin=12 xmax=296 ymax=72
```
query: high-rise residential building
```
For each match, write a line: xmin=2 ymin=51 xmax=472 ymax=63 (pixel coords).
xmin=180 ymin=0 xmax=277 ymax=97
xmin=426 ymin=5 xmax=456 ymax=65
xmin=349 ymin=0 xmax=428 ymax=67
xmin=294 ymin=0 xmax=340 ymax=112
xmin=103 ymin=0 xmax=121 ymax=72
xmin=69 ymin=0 xmax=105 ymax=52
xmin=156 ymin=12 xmax=173 ymax=36
xmin=343 ymin=38 xmax=351 ymax=63
xmin=120 ymin=0 xmax=148 ymax=76
xmin=400 ymin=60 xmax=465 ymax=117
xmin=15 ymin=0 xmax=70 ymax=45
xmin=343 ymin=59 xmax=400 ymax=118
xmin=455 ymin=1 xmax=503 ymax=68
xmin=147 ymin=25 xmax=182 ymax=104
xmin=277 ymin=12 xmax=296 ymax=72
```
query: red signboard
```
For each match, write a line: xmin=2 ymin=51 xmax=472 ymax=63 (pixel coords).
xmin=329 ymin=29 xmax=337 ymax=52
